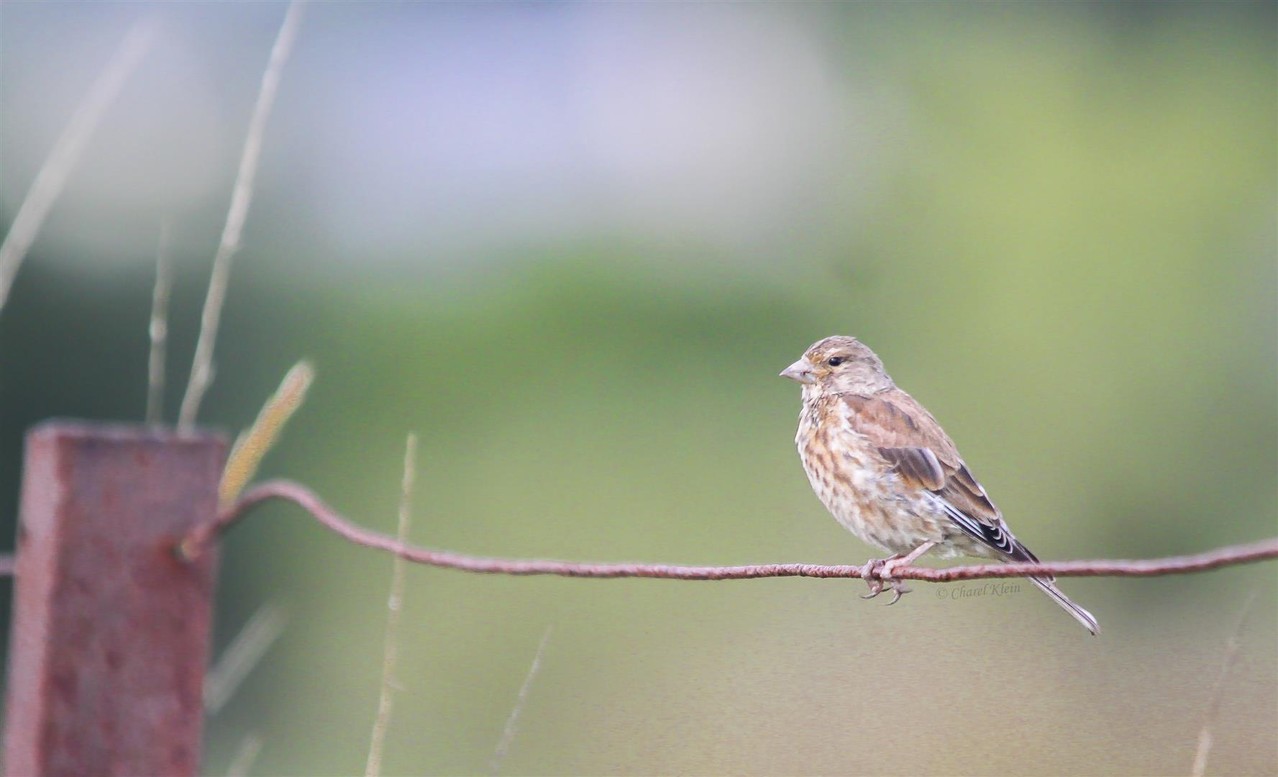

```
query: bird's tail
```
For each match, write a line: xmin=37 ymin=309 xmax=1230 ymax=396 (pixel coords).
xmin=1029 ymin=577 xmax=1099 ymax=635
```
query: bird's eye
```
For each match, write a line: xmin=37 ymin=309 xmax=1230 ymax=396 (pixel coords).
xmin=827 ymin=356 xmax=846 ymax=367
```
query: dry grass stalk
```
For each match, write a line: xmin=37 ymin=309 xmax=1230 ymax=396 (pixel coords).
xmin=1190 ymin=589 xmax=1259 ymax=777
xmin=178 ymin=1 xmax=306 ymax=429
xmin=146 ymin=222 xmax=173 ymax=424
xmin=0 ymin=19 xmax=157 ymax=315
xmin=365 ymin=434 xmax=419 ymax=777
xmin=204 ymin=601 xmax=288 ymax=715
xmin=225 ymin=734 xmax=264 ymax=777
xmin=490 ymin=626 xmax=554 ymax=776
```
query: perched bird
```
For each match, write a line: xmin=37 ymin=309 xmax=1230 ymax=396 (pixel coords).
xmin=781 ymin=335 xmax=1099 ymax=635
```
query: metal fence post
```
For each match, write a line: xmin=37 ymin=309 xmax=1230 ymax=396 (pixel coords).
xmin=4 ymin=421 xmax=225 ymax=777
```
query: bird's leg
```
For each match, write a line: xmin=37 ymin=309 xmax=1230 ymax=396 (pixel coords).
xmin=877 ymin=541 xmax=936 ymax=605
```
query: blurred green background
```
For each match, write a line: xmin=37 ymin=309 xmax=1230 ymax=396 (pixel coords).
xmin=2 ymin=3 xmax=1276 ymax=775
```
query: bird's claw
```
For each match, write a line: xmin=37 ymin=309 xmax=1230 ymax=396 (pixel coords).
xmin=858 ymin=557 xmax=888 ymax=600
xmin=859 ymin=556 xmax=912 ymax=604
xmin=884 ymin=578 xmax=912 ymax=605
xmin=879 ymin=557 xmax=913 ymax=605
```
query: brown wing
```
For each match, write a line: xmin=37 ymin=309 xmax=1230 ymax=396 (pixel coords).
xmin=843 ymin=390 xmax=1036 ymax=562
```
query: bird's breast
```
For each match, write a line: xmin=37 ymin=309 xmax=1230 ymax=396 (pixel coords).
xmin=794 ymin=397 xmax=948 ymax=554
xmin=796 ymin=401 xmax=893 ymax=497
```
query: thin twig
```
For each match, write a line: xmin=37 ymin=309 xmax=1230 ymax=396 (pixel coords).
xmin=204 ymin=601 xmax=289 ymax=715
xmin=0 ymin=19 xmax=157 ymax=315
xmin=185 ymin=479 xmax=1278 ymax=584
xmin=146 ymin=222 xmax=173 ymax=425
xmin=365 ymin=434 xmax=418 ymax=777
xmin=178 ymin=1 xmax=306 ymax=429
xmin=490 ymin=626 xmax=554 ymax=777
xmin=1190 ymin=589 xmax=1259 ymax=777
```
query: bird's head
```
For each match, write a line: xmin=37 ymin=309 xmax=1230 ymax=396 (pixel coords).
xmin=780 ymin=335 xmax=894 ymax=397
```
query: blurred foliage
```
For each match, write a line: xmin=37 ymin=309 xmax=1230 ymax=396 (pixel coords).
xmin=1 ymin=3 xmax=1275 ymax=775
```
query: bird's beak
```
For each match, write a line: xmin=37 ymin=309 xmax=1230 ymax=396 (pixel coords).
xmin=780 ymin=358 xmax=816 ymax=384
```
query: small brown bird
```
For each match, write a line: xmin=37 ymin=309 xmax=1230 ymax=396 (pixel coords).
xmin=781 ymin=335 xmax=1099 ymax=634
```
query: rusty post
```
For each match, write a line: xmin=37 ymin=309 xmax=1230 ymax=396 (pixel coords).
xmin=4 ymin=421 xmax=225 ymax=777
